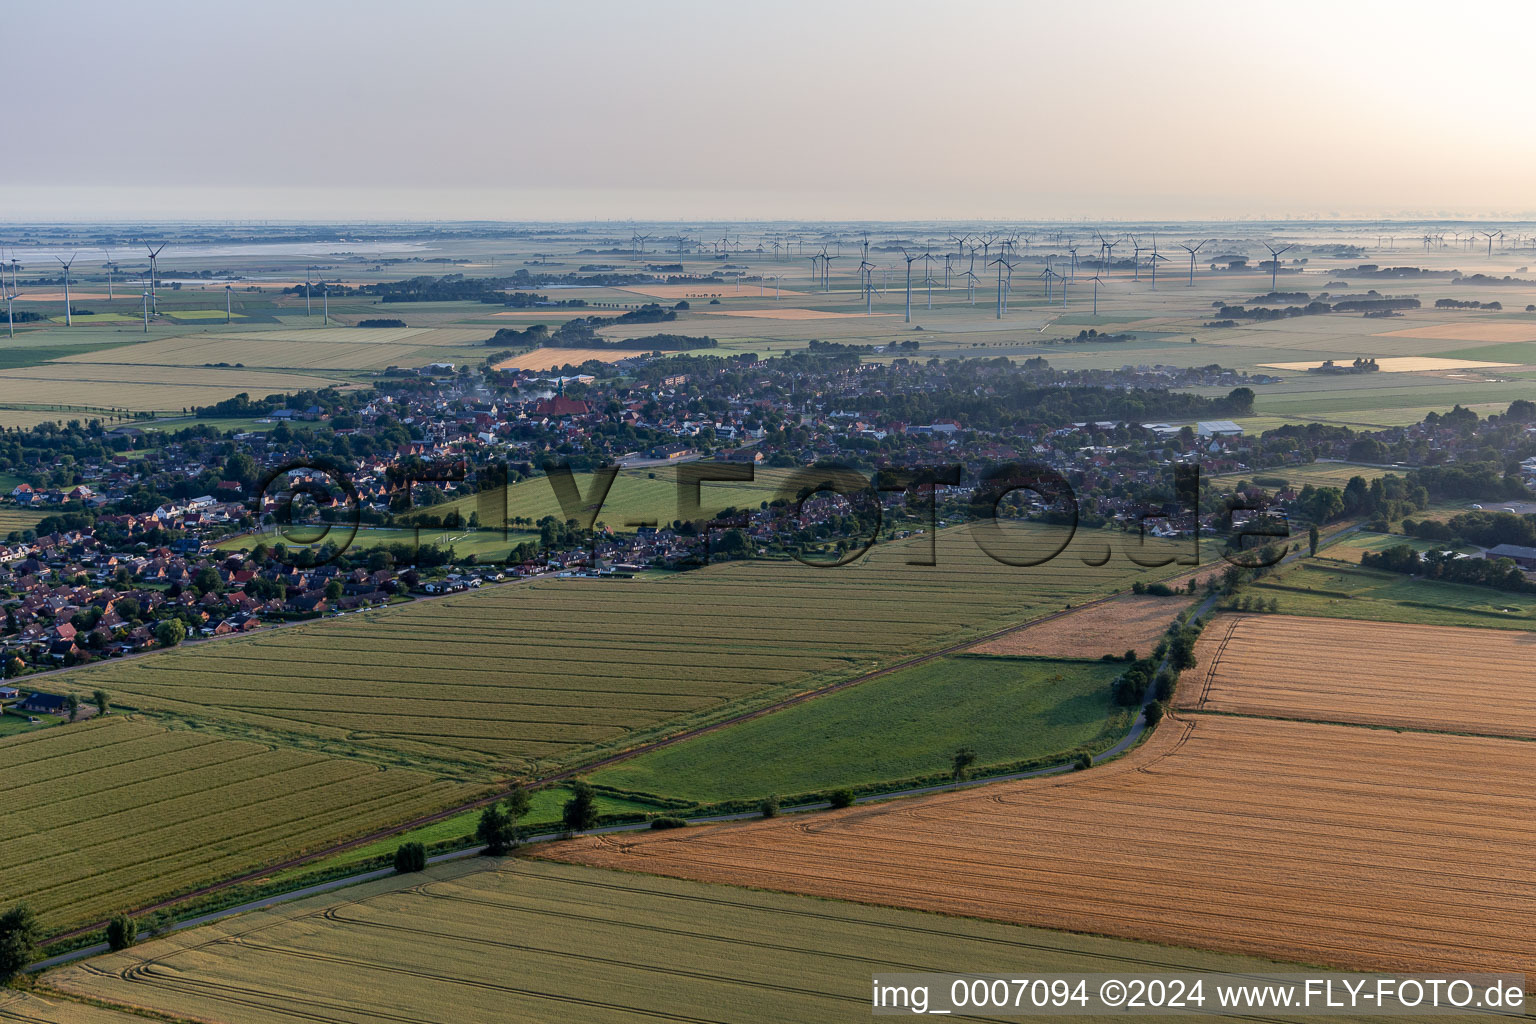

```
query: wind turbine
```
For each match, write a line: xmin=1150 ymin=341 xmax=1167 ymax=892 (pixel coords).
xmin=1482 ymin=230 xmax=1499 ymax=257
xmin=900 ymin=249 xmax=920 ymax=323
xmin=1178 ymin=239 xmax=1210 ymax=286
xmin=322 ymin=281 xmax=330 ymax=325
xmin=1263 ymin=242 xmax=1294 ymax=292
xmin=56 ymin=253 xmax=77 ymax=326
xmin=1147 ymin=237 xmax=1169 ymax=290
xmin=1130 ymin=236 xmax=1143 ymax=282
xmin=769 ymin=273 xmax=783 ymax=300
xmin=4 ymin=288 xmax=18 ymax=339
xmin=858 ymin=260 xmax=876 ymax=314
xmin=919 ymin=252 xmax=937 ymax=309
xmin=145 ymin=243 xmax=166 ymax=314
xmin=960 ymin=268 xmax=979 ymax=305
xmin=1038 ymin=266 xmax=1058 ymax=302
xmin=140 ymin=277 xmax=150 ymax=333
xmin=102 ymin=248 xmax=114 ymax=300
xmin=807 ymin=252 xmax=821 ymax=289
xmin=1089 ymin=273 xmax=1106 ymax=317
xmin=821 ymin=248 xmax=839 ymax=291
xmin=989 ymin=254 xmax=1011 ymax=320
xmin=225 ymin=284 xmax=233 ymax=324
xmin=1096 ymin=233 xmax=1120 ymax=279
xmin=305 ymin=265 xmax=315 ymax=316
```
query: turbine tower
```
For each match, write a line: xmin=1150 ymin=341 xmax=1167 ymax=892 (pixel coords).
xmin=145 ymin=243 xmax=167 ymax=314
xmin=56 ymin=253 xmax=77 ymax=326
xmin=1178 ymin=239 xmax=1211 ymax=287
xmin=1263 ymin=242 xmax=1294 ymax=293
xmin=901 ymin=249 xmax=918 ymax=323
xmin=1147 ymin=236 xmax=1168 ymax=290
xmin=1482 ymin=230 xmax=1499 ymax=257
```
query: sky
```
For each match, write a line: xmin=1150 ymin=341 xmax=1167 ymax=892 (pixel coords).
xmin=6 ymin=0 xmax=1535 ymax=222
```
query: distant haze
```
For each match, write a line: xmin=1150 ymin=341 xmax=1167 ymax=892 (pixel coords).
xmin=8 ymin=0 xmax=1535 ymax=221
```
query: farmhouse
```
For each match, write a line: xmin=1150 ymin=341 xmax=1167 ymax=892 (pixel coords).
xmin=0 ymin=686 xmax=19 ymax=701
xmin=19 ymin=692 xmax=67 ymax=715
xmin=1487 ymin=543 xmax=1536 ymax=571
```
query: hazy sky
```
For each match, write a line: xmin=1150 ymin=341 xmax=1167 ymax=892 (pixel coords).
xmin=7 ymin=0 xmax=1534 ymax=222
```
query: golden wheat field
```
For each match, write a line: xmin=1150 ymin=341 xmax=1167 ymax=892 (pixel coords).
xmin=492 ymin=346 xmax=638 ymax=370
xmin=49 ymin=857 xmax=1367 ymax=1024
xmin=969 ymin=592 xmax=1193 ymax=659
xmin=65 ymin=526 xmax=1194 ymax=776
xmin=543 ymin=714 xmax=1536 ymax=977
xmin=0 ymin=365 xmax=350 ymax=412
xmin=1179 ymin=614 xmax=1536 ymax=736
xmin=0 ymin=716 xmax=474 ymax=931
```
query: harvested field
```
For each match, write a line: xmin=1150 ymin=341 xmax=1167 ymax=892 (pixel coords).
xmin=489 ymin=307 xmax=625 ymax=318
xmin=493 ymin=346 xmax=638 ymax=370
xmin=696 ymin=307 xmax=899 ymax=320
xmin=0 ymin=716 xmax=473 ymax=931
xmin=615 ymin=283 xmax=806 ymax=299
xmin=51 ymin=858 xmax=1343 ymax=1024
xmin=969 ymin=592 xmax=1192 ymax=659
xmin=0 ymin=992 xmax=145 ymax=1024
xmin=62 ymin=526 xmax=1194 ymax=776
xmin=1377 ymin=322 xmax=1536 ymax=343
xmin=0 ymin=365 xmax=349 ymax=412
xmin=544 ymin=714 xmax=1536 ymax=977
xmin=1178 ymin=613 xmax=1536 ymax=736
xmin=1259 ymin=357 xmax=1516 ymax=372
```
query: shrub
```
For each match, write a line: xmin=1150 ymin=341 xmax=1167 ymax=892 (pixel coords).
xmin=106 ymin=913 xmax=138 ymax=951
xmin=827 ymin=788 xmax=855 ymax=809
xmin=759 ymin=794 xmax=780 ymax=818
xmin=1073 ymin=753 xmax=1092 ymax=771
xmin=394 ymin=841 xmax=428 ymax=873
xmin=649 ymin=816 xmax=689 ymax=830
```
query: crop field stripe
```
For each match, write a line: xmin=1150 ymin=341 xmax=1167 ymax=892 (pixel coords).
xmin=544 ymin=715 xmax=1536 ymax=976
xmin=51 ymin=859 xmax=1345 ymax=1024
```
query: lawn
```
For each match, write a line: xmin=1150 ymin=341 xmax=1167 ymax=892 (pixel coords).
xmin=1254 ymin=558 xmax=1536 ymax=629
xmin=589 ymin=654 xmax=1129 ymax=804
xmin=0 ymin=710 xmax=58 ymax=736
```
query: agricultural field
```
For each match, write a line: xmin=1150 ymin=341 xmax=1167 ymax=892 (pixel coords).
xmin=1208 ymin=461 xmax=1397 ymax=489
xmin=53 ymin=326 xmax=495 ymax=373
xmin=60 ymin=525 xmax=1194 ymax=777
xmin=410 ymin=464 xmax=803 ymax=534
xmin=49 ymin=857 xmax=1380 ymax=1024
xmin=968 ymin=592 xmax=1193 ymax=660
xmin=0 ymin=363 xmax=351 ymax=414
xmin=0 ymin=505 xmax=50 ymax=534
xmin=588 ymin=655 xmax=1129 ymax=804
xmin=218 ymin=525 xmax=540 ymax=562
xmin=1252 ymin=559 xmax=1536 ymax=630
xmin=1179 ymin=613 xmax=1536 ymax=737
xmin=0 ymin=716 xmax=477 ymax=932
xmin=545 ymin=714 xmax=1536 ymax=977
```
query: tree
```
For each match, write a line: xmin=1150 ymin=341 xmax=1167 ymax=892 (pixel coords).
xmin=93 ymin=689 xmax=110 ymax=717
xmin=476 ymin=789 xmax=530 ymax=856
xmin=827 ymin=788 xmax=855 ymax=809
xmin=324 ymin=579 xmax=344 ymax=602
xmin=193 ymin=566 xmax=223 ymax=596
xmin=155 ymin=618 xmax=186 ymax=647
xmin=64 ymin=693 xmax=80 ymax=721
xmin=561 ymin=780 xmax=599 ymax=833
xmin=759 ymin=794 xmax=780 ymax=819
xmin=4 ymin=656 xmax=22 ymax=679
xmin=1143 ymin=701 xmax=1165 ymax=727
xmin=0 ymin=903 xmax=39 ymax=982
xmin=393 ymin=841 xmax=428 ymax=873
xmin=1308 ymin=523 xmax=1320 ymax=557
xmin=951 ymin=747 xmax=978 ymax=781
xmin=106 ymin=913 xmax=138 ymax=951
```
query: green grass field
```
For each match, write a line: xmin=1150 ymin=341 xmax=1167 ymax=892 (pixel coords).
xmin=590 ymin=654 xmax=1128 ymax=804
xmin=50 ymin=858 xmax=1367 ymax=1024
xmin=416 ymin=464 xmax=804 ymax=532
xmin=59 ymin=525 xmax=1194 ymax=778
xmin=1211 ymin=462 xmax=1398 ymax=488
xmin=218 ymin=524 xmax=541 ymax=560
xmin=0 ymin=506 xmax=49 ymax=533
xmin=0 ymin=716 xmax=477 ymax=931
xmin=1256 ymin=558 xmax=1536 ymax=629
xmin=266 ymin=786 xmax=666 ymax=882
